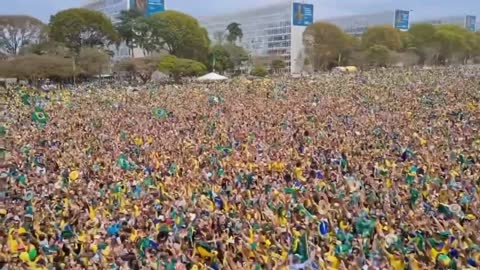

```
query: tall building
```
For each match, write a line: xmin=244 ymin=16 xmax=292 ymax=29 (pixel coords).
xmin=198 ymin=1 xmax=315 ymax=74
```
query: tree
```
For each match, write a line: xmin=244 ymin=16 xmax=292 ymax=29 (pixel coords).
xmin=77 ymin=47 xmax=110 ymax=77
xmin=223 ymin=43 xmax=249 ymax=71
xmin=0 ymin=15 xmax=46 ymax=55
xmin=250 ymin=66 xmax=268 ymax=77
xmin=49 ymin=8 xmax=117 ymax=54
xmin=271 ymin=59 xmax=286 ymax=73
xmin=151 ymin=11 xmax=209 ymax=62
xmin=208 ymin=45 xmax=232 ymax=73
xmin=158 ymin=55 xmax=207 ymax=81
xmin=303 ymin=22 xmax=354 ymax=70
xmin=362 ymin=26 xmax=402 ymax=51
xmin=409 ymin=24 xmax=437 ymax=48
xmin=226 ymin=22 xmax=243 ymax=44
xmin=465 ymin=32 xmax=480 ymax=62
xmin=366 ymin=45 xmax=391 ymax=66
xmin=114 ymin=56 xmax=160 ymax=83
xmin=399 ymin=31 xmax=414 ymax=51
xmin=19 ymin=40 xmax=70 ymax=57
xmin=408 ymin=23 xmax=437 ymax=64
xmin=115 ymin=9 xmax=145 ymax=57
xmin=433 ymin=25 xmax=480 ymax=64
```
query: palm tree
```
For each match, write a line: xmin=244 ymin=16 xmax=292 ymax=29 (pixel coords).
xmin=226 ymin=22 xmax=243 ymax=44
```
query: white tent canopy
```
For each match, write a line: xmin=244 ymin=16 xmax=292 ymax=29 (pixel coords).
xmin=197 ymin=72 xmax=228 ymax=81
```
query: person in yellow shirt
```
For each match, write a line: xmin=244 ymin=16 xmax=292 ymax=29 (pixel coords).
xmin=294 ymin=161 xmax=306 ymax=182
xmin=386 ymin=250 xmax=405 ymax=270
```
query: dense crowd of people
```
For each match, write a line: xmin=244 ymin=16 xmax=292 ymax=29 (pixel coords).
xmin=1 ymin=66 xmax=479 ymax=269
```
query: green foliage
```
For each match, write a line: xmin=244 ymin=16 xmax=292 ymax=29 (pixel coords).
xmin=433 ymin=25 xmax=476 ymax=63
xmin=226 ymin=22 xmax=243 ymax=43
xmin=115 ymin=9 xmax=145 ymax=56
xmin=362 ymin=26 xmax=402 ymax=51
xmin=303 ymin=22 xmax=354 ymax=70
xmin=19 ymin=41 xmax=69 ymax=57
xmin=158 ymin=55 xmax=207 ymax=81
xmin=208 ymin=45 xmax=233 ymax=72
xmin=151 ymin=11 xmax=209 ymax=62
xmin=367 ymin=45 xmax=391 ymax=66
xmin=406 ymin=23 xmax=480 ymax=64
xmin=271 ymin=59 xmax=286 ymax=73
xmin=409 ymin=24 xmax=437 ymax=48
xmin=49 ymin=8 xmax=117 ymax=54
xmin=250 ymin=66 xmax=268 ymax=77
xmin=0 ymin=15 xmax=46 ymax=55
xmin=223 ymin=44 xmax=249 ymax=70
xmin=398 ymin=31 xmax=414 ymax=51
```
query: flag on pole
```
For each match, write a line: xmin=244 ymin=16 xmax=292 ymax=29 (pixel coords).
xmin=291 ymin=233 xmax=309 ymax=262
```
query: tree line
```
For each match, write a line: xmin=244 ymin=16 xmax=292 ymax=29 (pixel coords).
xmin=304 ymin=22 xmax=480 ymax=70
xmin=1 ymin=8 xmax=479 ymax=82
xmin=0 ymin=8 xmax=251 ymax=83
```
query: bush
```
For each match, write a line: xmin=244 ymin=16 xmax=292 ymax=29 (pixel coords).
xmin=367 ymin=45 xmax=391 ymax=67
xmin=158 ymin=55 xmax=207 ymax=81
xmin=0 ymin=54 xmax=76 ymax=80
xmin=250 ymin=66 xmax=268 ymax=77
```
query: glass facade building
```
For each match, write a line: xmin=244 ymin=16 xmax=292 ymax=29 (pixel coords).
xmin=83 ymin=0 xmax=129 ymax=23
xmin=198 ymin=1 xmax=315 ymax=74
xmin=198 ymin=2 xmax=293 ymax=70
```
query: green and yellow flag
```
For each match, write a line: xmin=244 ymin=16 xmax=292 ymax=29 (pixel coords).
xmin=32 ymin=108 xmax=49 ymax=125
xmin=153 ymin=108 xmax=169 ymax=119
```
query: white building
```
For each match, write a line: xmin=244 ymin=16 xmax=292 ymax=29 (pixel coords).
xmin=198 ymin=1 xmax=315 ymax=74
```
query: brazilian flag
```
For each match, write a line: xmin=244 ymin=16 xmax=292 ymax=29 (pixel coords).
xmin=216 ymin=146 xmax=233 ymax=156
xmin=153 ymin=108 xmax=169 ymax=119
xmin=291 ymin=233 xmax=309 ymax=262
xmin=117 ymin=154 xmax=136 ymax=171
xmin=21 ymin=93 xmax=31 ymax=106
xmin=32 ymin=108 xmax=49 ymax=124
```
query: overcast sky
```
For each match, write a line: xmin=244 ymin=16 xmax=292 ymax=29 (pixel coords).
xmin=2 ymin=0 xmax=479 ymax=23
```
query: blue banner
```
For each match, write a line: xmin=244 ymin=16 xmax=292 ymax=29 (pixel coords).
xmin=293 ymin=3 xmax=314 ymax=26
xmin=394 ymin=10 xmax=410 ymax=31
xmin=130 ymin=0 xmax=165 ymax=16
xmin=147 ymin=0 xmax=165 ymax=16
xmin=466 ymin=15 xmax=476 ymax=32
